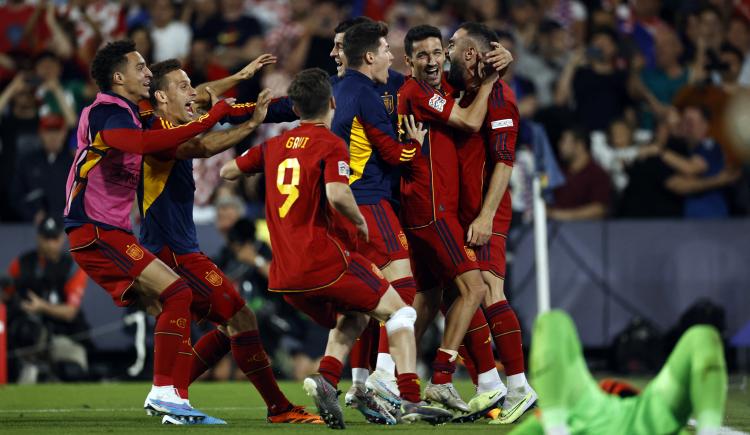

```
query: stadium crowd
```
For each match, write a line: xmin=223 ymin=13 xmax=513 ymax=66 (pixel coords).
xmin=1 ymin=0 xmax=749 ymax=226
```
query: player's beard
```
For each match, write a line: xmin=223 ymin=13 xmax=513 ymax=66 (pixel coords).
xmin=446 ymin=59 xmax=468 ymax=91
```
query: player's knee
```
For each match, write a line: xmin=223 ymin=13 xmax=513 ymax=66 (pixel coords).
xmin=158 ymin=279 xmax=192 ymax=305
xmin=385 ymin=306 xmax=417 ymax=335
xmin=228 ymin=306 xmax=258 ymax=333
xmin=683 ymin=325 xmax=721 ymax=350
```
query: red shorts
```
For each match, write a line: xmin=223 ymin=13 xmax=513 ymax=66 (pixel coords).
xmin=338 ymin=199 xmax=409 ymax=269
xmin=407 ymin=216 xmax=479 ymax=291
xmin=474 ymin=232 xmax=507 ymax=279
xmin=68 ymin=224 xmax=157 ymax=307
xmin=282 ymin=252 xmax=390 ymax=328
xmin=157 ymin=247 xmax=245 ymax=324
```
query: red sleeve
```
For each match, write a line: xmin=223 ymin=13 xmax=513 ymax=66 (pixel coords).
xmin=485 ymin=83 xmax=519 ymax=166
xmin=235 ymin=143 xmax=265 ymax=174
xmin=3 ymin=258 xmax=20 ymax=298
xmin=400 ymin=80 xmax=455 ymax=124
xmin=64 ymin=267 xmax=87 ymax=308
xmin=100 ymin=100 xmax=232 ymax=154
xmin=324 ymin=138 xmax=351 ymax=184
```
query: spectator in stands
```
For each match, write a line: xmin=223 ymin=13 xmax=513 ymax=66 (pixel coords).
xmin=591 ymin=119 xmax=640 ymax=194
xmin=33 ymin=51 xmax=81 ymax=127
xmin=128 ymin=25 xmax=153 ymax=66
xmin=149 ymin=0 xmax=192 ymax=63
xmin=617 ymin=0 xmax=667 ymax=69
xmin=555 ymin=27 xmax=630 ymax=132
xmin=496 ymin=30 xmax=538 ymax=119
xmin=202 ymin=0 xmax=264 ymax=71
xmin=516 ymin=19 xmax=569 ymax=108
xmin=728 ymin=15 xmax=750 ymax=87
xmin=214 ymin=194 xmax=246 ymax=241
xmin=548 ymin=127 xmax=612 ymax=220
xmin=618 ymin=107 xmax=687 ymax=218
xmin=10 ymin=114 xmax=73 ymax=224
xmin=629 ymin=26 xmax=690 ymax=130
xmin=0 ymin=73 xmax=42 ymax=222
xmin=659 ymin=106 xmax=737 ymax=218
xmin=2 ymin=216 xmax=90 ymax=383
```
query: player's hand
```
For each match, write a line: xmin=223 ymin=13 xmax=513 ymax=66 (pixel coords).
xmin=250 ymin=89 xmax=272 ymax=125
xmin=467 ymin=214 xmax=492 ymax=247
xmin=485 ymin=41 xmax=513 ymax=77
xmin=235 ymin=53 xmax=278 ymax=81
xmin=403 ymin=114 xmax=426 ymax=146
xmin=205 ymin=86 xmax=220 ymax=108
xmin=21 ymin=290 xmax=45 ymax=314
xmin=356 ymin=219 xmax=369 ymax=243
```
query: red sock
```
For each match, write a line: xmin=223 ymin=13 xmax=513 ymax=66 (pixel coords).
xmin=153 ymin=280 xmax=192 ymax=386
xmin=377 ymin=324 xmax=389 ymax=354
xmin=463 ymin=308 xmax=496 ymax=374
xmin=391 ymin=277 xmax=417 ymax=305
xmin=458 ymin=345 xmax=478 ymax=386
xmin=350 ymin=319 xmax=377 ymax=371
xmin=318 ymin=356 xmax=343 ymax=388
xmin=431 ymin=349 xmax=456 ymax=384
xmin=231 ymin=330 xmax=291 ymax=415
xmin=190 ymin=329 xmax=230 ymax=384
xmin=174 ymin=336 xmax=193 ymax=399
xmin=396 ymin=373 xmax=421 ymax=403
xmin=485 ymin=300 xmax=525 ymax=375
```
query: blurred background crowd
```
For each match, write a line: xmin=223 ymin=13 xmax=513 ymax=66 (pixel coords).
xmin=2 ymin=0 xmax=750 ymax=382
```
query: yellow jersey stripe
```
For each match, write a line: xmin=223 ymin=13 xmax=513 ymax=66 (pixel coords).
xmin=348 ymin=116 xmax=372 ymax=185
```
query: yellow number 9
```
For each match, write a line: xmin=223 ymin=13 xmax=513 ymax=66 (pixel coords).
xmin=276 ymin=158 xmax=300 ymax=218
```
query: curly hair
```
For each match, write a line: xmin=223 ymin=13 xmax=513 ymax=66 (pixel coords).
xmin=90 ymin=40 xmax=137 ymax=91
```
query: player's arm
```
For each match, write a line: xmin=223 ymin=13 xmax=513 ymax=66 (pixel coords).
xmin=361 ymin=96 xmax=425 ymax=165
xmin=193 ymin=53 xmax=277 ymax=107
xmin=447 ymin=74 xmax=497 ymax=132
xmin=175 ymin=90 xmax=272 ymax=159
xmin=224 ymin=96 xmax=298 ymax=124
xmin=323 ymin=144 xmax=368 ymax=241
xmin=659 ymin=148 xmax=708 ymax=176
xmin=100 ymin=100 xmax=233 ymax=154
xmin=220 ymin=143 xmax=264 ymax=180
xmin=467 ymin=98 xmax=519 ymax=247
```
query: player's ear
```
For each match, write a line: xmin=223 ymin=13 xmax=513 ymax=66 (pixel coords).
xmin=365 ymin=50 xmax=375 ymax=65
xmin=329 ymin=96 xmax=336 ymax=110
xmin=291 ymin=103 xmax=300 ymax=118
xmin=112 ymin=71 xmax=124 ymax=86
xmin=154 ymin=89 xmax=168 ymax=104
xmin=404 ymin=54 xmax=412 ymax=69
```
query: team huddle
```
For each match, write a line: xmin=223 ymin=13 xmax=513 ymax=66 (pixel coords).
xmin=61 ymin=12 xmax=729 ymax=435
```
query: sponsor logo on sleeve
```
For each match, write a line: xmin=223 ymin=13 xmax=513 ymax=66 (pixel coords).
xmin=491 ymin=119 xmax=514 ymax=129
xmin=338 ymin=161 xmax=350 ymax=177
xmin=428 ymin=93 xmax=447 ymax=112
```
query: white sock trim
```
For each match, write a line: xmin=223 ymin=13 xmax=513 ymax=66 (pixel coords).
xmin=375 ymin=353 xmax=396 ymax=376
xmin=477 ymin=369 xmax=504 ymax=393
xmin=351 ymin=367 xmax=369 ymax=384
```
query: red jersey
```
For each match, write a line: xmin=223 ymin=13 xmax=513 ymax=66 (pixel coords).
xmin=397 ymin=77 xmax=460 ymax=228
xmin=455 ymin=79 xmax=519 ymax=232
xmin=234 ymin=123 xmax=352 ymax=292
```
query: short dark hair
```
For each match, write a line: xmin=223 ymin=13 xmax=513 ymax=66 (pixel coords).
xmin=404 ymin=25 xmax=442 ymax=57
xmin=91 ymin=39 xmax=137 ymax=91
xmin=720 ymin=42 xmax=744 ymax=63
xmin=589 ymin=26 xmax=619 ymax=45
xmin=457 ymin=22 xmax=499 ymax=52
xmin=564 ymin=126 xmax=591 ymax=151
xmin=334 ymin=16 xmax=374 ymax=35
xmin=148 ymin=58 xmax=182 ymax=106
xmin=288 ymin=68 xmax=332 ymax=119
xmin=343 ymin=21 xmax=388 ymax=69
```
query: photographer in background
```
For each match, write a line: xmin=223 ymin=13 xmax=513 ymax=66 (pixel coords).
xmin=2 ymin=217 xmax=90 ymax=383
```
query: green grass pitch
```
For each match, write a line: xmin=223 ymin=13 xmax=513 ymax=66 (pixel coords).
xmin=0 ymin=379 xmax=748 ymax=434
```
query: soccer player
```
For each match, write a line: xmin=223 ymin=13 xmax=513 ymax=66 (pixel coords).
xmin=510 ymin=310 xmax=727 ymax=435
xmin=397 ymin=24 xmax=507 ymax=415
xmin=138 ymin=58 xmax=321 ymax=425
xmin=220 ymin=68 xmax=452 ymax=428
xmin=447 ymin=22 xmax=537 ymax=423
xmin=329 ymin=21 xmax=423 ymax=413
xmin=63 ymin=40 xmax=232 ymax=419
